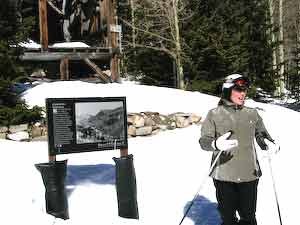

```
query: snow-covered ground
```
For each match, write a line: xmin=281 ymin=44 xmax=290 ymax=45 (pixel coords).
xmin=1 ymin=81 xmax=299 ymax=225
xmin=19 ymin=40 xmax=90 ymax=49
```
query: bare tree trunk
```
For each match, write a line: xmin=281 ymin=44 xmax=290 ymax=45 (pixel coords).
xmin=130 ymin=0 xmax=136 ymax=50
xmin=297 ymin=1 xmax=300 ymax=100
xmin=122 ymin=0 xmax=189 ymax=89
xmin=268 ymin=0 xmax=277 ymax=77
xmin=173 ymin=0 xmax=184 ymax=89
xmin=297 ymin=1 xmax=300 ymax=69
xmin=278 ymin=0 xmax=285 ymax=96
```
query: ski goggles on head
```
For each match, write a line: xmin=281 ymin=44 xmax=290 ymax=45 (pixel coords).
xmin=222 ymin=75 xmax=251 ymax=91
xmin=231 ymin=77 xmax=250 ymax=91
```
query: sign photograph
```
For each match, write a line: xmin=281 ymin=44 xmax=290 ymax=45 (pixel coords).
xmin=46 ymin=97 xmax=128 ymax=155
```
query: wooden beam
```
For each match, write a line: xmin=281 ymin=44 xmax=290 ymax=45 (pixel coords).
xmin=108 ymin=0 xmax=119 ymax=82
xmin=39 ymin=0 xmax=49 ymax=51
xmin=60 ymin=57 xmax=70 ymax=80
xmin=21 ymin=51 xmax=113 ymax=61
xmin=47 ymin=0 xmax=63 ymax=15
xmin=104 ymin=0 xmax=112 ymax=47
xmin=83 ymin=58 xmax=112 ymax=83
xmin=99 ymin=0 xmax=107 ymax=45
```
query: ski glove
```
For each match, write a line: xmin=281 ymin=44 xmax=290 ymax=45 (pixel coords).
xmin=255 ymin=131 xmax=280 ymax=154
xmin=212 ymin=131 xmax=238 ymax=152
xmin=264 ymin=139 xmax=280 ymax=154
xmin=255 ymin=131 xmax=277 ymax=150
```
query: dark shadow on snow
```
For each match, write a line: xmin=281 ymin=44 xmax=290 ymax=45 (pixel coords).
xmin=183 ymin=195 xmax=221 ymax=225
xmin=65 ymin=164 xmax=115 ymax=196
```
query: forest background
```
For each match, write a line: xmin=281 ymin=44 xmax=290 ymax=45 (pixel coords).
xmin=1 ymin=0 xmax=300 ymax=126
xmin=119 ymin=0 xmax=300 ymax=100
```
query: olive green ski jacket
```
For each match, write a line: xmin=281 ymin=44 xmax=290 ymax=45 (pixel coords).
xmin=199 ymin=99 xmax=272 ymax=183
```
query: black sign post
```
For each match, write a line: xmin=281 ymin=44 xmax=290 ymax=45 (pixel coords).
xmin=36 ymin=97 xmax=138 ymax=219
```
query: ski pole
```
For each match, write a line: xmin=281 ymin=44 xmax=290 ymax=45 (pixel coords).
xmin=267 ymin=150 xmax=283 ymax=225
xmin=179 ymin=149 xmax=223 ymax=225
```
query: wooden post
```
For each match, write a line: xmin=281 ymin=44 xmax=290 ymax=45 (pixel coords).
xmin=39 ymin=0 xmax=49 ymax=51
xmin=107 ymin=0 xmax=119 ymax=82
xmin=120 ymin=147 xmax=128 ymax=157
xmin=100 ymin=0 xmax=108 ymax=45
xmin=60 ymin=57 xmax=69 ymax=80
xmin=105 ymin=0 xmax=112 ymax=47
xmin=48 ymin=155 xmax=56 ymax=162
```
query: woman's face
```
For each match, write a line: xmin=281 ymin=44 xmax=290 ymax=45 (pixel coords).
xmin=230 ymin=88 xmax=247 ymax=105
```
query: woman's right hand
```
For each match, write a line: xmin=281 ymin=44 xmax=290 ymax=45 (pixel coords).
xmin=213 ymin=131 xmax=238 ymax=151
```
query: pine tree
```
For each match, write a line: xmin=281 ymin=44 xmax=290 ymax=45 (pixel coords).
xmin=183 ymin=0 xmax=275 ymax=95
xmin=0 ymin=0 xmax=42 ymax=126
xmin=0 ymin=0 xmax=22 ymax=106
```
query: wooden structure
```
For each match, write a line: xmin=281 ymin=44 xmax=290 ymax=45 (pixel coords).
xmin=21 ymin=0 xmax=121 ymax=82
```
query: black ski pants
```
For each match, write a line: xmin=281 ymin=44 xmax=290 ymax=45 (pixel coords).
xmin=213 ymin=179 xmax=259 ymax=225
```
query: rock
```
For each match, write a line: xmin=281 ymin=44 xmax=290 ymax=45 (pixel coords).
xmin=175 ymin=116 xmax=190 ymax=128
xmin=31 ymin=69 xmax=46 ymax=78
xmin=135 ymin=126 xmax=152 ymax=136
xmin=31 ymin=126 xmax=44 ymax=138
xmin=128 ymin=125 xmax=136 ymax=136
xmin=188 ymin=114 xmax=202 ymax=124
xmin=144 ymin=116 xmax=156 ymax=126
xmin=151 ymin=125 xmax=160 ymax=131
xmin=141 ymin=111 xmax=159 ymax=116
xmin=151 ymin=129 xmax=160 ymax=135
xmin=172 ymin=112 xmax=190 ymax=118
xmin=168 ymin=121 xmax=177 ymax=130
xmin=7 ymin=111 xmax=202 ymax=141
xmin=127 ymin=113 xmax=135 ymax=125
xmin=34 ymin=122 xmax=41 ymax=127
xmin=0 ymin=126 xmax=8 ymax=133
xmin=159 ymin=115 xmax=175 ymax=128
xmin=7 ymin=131 xmax=30 ymax=141
xmin=132 ymin=114 xmax=145 ymax=127
xmin=151 ymin=114 xmax=163 ymax=124
xmin=9 ymin=124 xmax=28 ymax=133
xmin=158 ymin=124 xmax=168 ymax=131
xmin=159 ymin=115 xmax=168 ymax=121
xmin=0 ymin=133 xmax=6 ymax=139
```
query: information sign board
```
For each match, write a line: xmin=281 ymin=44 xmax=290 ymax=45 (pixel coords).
xmin=46 ymin=97 xmax=128 ymax=155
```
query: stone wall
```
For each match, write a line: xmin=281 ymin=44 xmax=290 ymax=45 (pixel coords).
xmin=127 ymin=112 xmax=201 ymax=137
xmin=0 ymin=112 xmax=202 ymax=141
xmin=0 ymin=123 xmax=47 ymax=141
